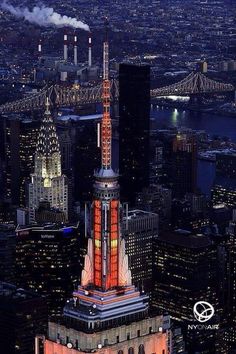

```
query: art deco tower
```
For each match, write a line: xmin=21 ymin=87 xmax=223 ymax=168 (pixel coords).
xmin=81 ymin=23 xmax=131 ymax=292
xmin=28 ymin=100 xmax=68 ymax=223
xmin=39 ymin=22 xmax=170 ymax=354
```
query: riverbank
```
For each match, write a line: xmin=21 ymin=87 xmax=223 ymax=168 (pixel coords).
xmin=152 ymin=100 xmax=236 ymax=117
xmin=152 ymin=106 xmax=236 ymax=142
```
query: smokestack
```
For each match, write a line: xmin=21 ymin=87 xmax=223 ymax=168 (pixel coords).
xmin=74 ymin=35 xmax=78 ymax=65
xmin=88 ymin=32 xmax=92 ymax=67
xmin=61 ymin=71 xmax=67 ymax=82
xmin=38 ymin=39 xmax=42 ymax=55
xmin=63 ymin=34 xmax=68 ymax=61
xmin=62 ymin=33 xmax=68 ymax=81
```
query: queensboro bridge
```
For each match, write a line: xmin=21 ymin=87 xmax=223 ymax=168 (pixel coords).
xmin=37 ymin=22 xmax=171 ymax=354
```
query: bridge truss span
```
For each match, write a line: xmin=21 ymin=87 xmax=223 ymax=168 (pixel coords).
xmin=0 ymin=85 xmax=55 ymax=114
xmin=0 ymin=80 xmax=119 ymax=114
xmin=150 ymin=72 xmax=234 ymax=97
xmin=0 ymin=72 xmax=234 ymax=114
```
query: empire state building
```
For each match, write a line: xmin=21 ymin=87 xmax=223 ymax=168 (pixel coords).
xmin=28 ymin=100 xmax=68 ymax=223
xmin=37 ymin=23 xmax=170 ymax=354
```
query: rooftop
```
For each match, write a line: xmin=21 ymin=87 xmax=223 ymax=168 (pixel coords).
xmin=124 ymin=209 xmax=158 ymax=220
xmin=16 ymin=223 xmax=78 ymax=232
xmin=158 ymin=229 xmax=212 ymax=248
xmin=0 ymin=282 xmax=40 ymax=301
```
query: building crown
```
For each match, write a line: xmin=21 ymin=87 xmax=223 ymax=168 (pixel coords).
xmin=36 ymin=98 xmax=60 ymax=157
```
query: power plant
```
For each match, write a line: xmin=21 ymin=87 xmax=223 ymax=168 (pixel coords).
xmin=35 ymin=30 xmax=99 ymax=84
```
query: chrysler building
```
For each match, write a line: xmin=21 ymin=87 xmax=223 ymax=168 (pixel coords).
xmin=28 ymin=100 xmax=68 ymax=223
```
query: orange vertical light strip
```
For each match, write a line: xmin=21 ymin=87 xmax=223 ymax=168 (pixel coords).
xmin=94 ymin=200 xmax=102 ymax=287
xmin=101 ymin=39 xmax=112 ymax=170
xmin=109 ymin=200 xmax=119 ymax=287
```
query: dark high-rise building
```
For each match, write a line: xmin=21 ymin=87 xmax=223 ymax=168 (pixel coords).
xmin=57 ymin=125 xmax=73 ymax=174
xmin=15 ymin=224 xmax=81 ymax=319
xmin=0 ymin=201 xmax=16 ymax=223
xmin=153 ymin=129 xmax=177 ymax=187
xmin=216 ymin=153 xmax=236 ymax=178
xmin=0 ymin=282 xmax=47 ymax=354
xmin=171 ymin=199 xmax=192 ymax=229
xmin=153 ymin=129 xmax=197 ymax=198
xmin=222 ymin=211 xmax=236 ymax=352
xmin=4 ymin=116 xmax=40 ymax=206
xmin=56 ymin=115 xmax=101 ymax=205
xmin=212 ymin=152 xmax=236 ymax=208
xmin=0 ymin=118 xmax=5 ymax=202
xmin=122 ymin=209 xmax=158 ymax=292
xmin=35 ymin=201 xmax=67 ymax=224
xmin=150 ymin=132 xmax=164 ymax=185
xmin=210 ymin=204 xmax=232 ymax=234
xmin=171 ymin=133 xmax=197 ymax=199
xmin=136 ymin=184 xmax=172 ymax=227
xmin=0 ymin=224 xmax=16 ymax=283
xmin=119 ymin=63 xmax=150 ymax=205
xmin=152 ymin=229 xmax=219 ymax=353
xmin=57 ymin=122 xmax=74 ymax=218
xmin=73 ymin=116 xmax=101 ymax=203
xmin=212 ymin=182 xmax=236 ymax=208
xmin=226 ymin=211 xmax=236 ymax=323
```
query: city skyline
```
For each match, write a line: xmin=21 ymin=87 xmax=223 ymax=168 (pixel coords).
xmin=0 ymin=1 xmax=236 ymax=354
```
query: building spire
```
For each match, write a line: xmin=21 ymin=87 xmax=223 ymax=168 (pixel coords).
xmin=36 ymin=99 xmax=60 ymax=157
xmin=101 ymin=18 xmax=112 ymax=170
xmin=45 ymin=96 xmax=50 ymax=114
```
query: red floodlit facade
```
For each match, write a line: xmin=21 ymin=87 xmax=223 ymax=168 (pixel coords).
xmin=43 ymin=333 xmax=168 ymax=354
xmin=90 ymin=27 xmax=121 ymax=292
xmin=110 ymin=200 xmax=119 ymax=287
xmin=94 ymin=199 xmax=102 ymax=288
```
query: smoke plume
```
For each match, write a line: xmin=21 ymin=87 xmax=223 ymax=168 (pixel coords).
xmin=1 ymin=1 xmax=90 ymax=31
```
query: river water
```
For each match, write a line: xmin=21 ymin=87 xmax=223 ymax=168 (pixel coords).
xmin=151 ymin=106 xmax=236 ymax=140
xmin=151 ymin=106 xmax=236 ymax=196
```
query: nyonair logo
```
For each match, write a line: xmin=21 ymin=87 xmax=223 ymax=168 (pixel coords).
xmin=193 ymin=301 xmax=214 ymax=322
xmin=188 ymin=301 xmax=219 ymax=330
xmin=188 ymin=324 xmax=219 ymax=330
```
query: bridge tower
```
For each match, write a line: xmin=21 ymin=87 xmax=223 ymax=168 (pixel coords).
xmin=189 ymin=73 xmax=203 ymax=106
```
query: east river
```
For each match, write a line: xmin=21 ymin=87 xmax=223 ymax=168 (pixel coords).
xmin=112 ymin=106 xmax=235 ymax=197
xmin=151 ymin=106 xmax=236 ymax=197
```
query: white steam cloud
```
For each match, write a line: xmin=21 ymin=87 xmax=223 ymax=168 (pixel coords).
xmin=1 ymin=1 xmax=90 ymax=31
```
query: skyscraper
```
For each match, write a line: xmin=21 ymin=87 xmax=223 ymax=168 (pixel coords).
xmin=119 ymin=63 xmax=150 ymax=205
xmin=39 ymin=23 xmax=170 ymax=354
xmin=16 ymin=224 xmax=80 ymax=319
xmin=4 ymin=116 xmax=40 ymax=206
xmin=0 ymin=282 xmax=47 ymax=354
xmin=73 ymin=116 xmax=101 ymax=203
xmin=171 ymin=133 xmax=197 ymax=199
xmin=28 ymin=102 xmax=68 ymax=223
xmin=122 ymin=209 xmax=158 ymax=292
xmin=136 ymin=184 xmax=172 ymax=227
xmin=222 ymin=211 xmax=236 ymax=352
xmin=152 ymin=229 xmax=219 ymax=353
xmin=212 ymin=152 xmax=236 ymax=208
xmin=0 ymin=224 xmax=16 ymax=283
